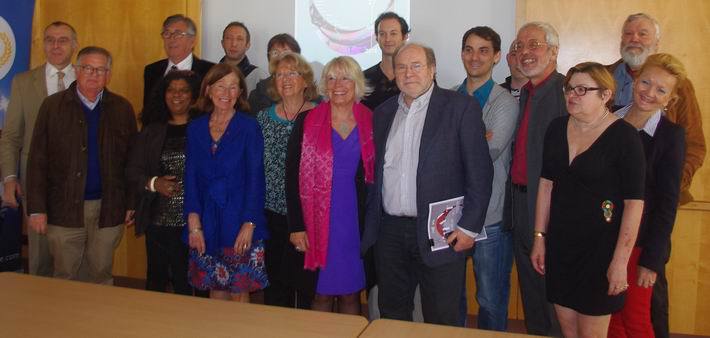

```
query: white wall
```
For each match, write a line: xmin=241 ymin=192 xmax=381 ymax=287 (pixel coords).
xmin=202 ymin=0 xmax=517 ymax=89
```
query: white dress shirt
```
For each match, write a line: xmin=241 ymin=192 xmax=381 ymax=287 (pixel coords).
xmin=165 ymin=54 xmax=194 ymax=75
xmin=45 ymin=63 xmax=76 ymax=95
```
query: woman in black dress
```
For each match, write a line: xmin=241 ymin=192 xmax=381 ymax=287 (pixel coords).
xmin=127 ymin=70 xmax=202 ymax=295
xmin=530 ymin=62 xmax=645 ymax=337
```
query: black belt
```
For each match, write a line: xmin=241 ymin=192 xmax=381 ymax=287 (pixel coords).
xmin=512 ymin=184 xmax=527 ymax=193
xmin=383 ymin=213 xmax=417 ymax=225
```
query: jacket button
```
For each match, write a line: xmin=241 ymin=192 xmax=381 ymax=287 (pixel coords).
xmin=76 ymin=172 xmax=82 ymax=177
xmin=81 ymin=146 xmax=87 ymax=152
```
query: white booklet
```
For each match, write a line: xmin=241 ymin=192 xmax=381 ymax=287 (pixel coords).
xmin=427 ymin=196 xmax=488 ymax=251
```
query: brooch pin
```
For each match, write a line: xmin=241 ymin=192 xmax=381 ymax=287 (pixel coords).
xmin=601 ymin=200 xmax=614 ymax=223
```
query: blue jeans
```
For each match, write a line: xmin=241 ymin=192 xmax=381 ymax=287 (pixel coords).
xmin=459 ymin=222 xmax=513 ymax=330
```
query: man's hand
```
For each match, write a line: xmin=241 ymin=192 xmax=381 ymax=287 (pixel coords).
xmin=29 ymin=213 xmax=48 ymax=234
xmin=447 ymin=228 xmax=475 ymax=252
xmin=2 ymin=179 xmax=22 ymax=208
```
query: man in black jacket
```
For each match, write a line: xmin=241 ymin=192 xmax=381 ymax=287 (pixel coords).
xmin=143 ymin=14 xmax=214 ymax=112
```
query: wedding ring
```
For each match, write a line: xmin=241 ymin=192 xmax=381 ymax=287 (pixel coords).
xmin=295 ymin=246 xmax=301 ymax=251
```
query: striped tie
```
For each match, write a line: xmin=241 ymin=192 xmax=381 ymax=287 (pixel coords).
xmin=57 ymin=71 xmax=65 ymax=91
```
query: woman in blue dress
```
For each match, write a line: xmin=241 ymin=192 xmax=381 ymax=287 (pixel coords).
xmin=184 ymin=63 xmax=268 ymax=302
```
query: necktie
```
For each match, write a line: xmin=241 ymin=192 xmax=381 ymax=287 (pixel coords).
xmin=57 ymin=71 xmax=66 ymax=91
xmin=170 ymin=65 xmax=178 ymax=73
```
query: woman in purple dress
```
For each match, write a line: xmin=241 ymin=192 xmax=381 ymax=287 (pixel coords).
xmin=285 ymin=56 xmax=374 ymax=314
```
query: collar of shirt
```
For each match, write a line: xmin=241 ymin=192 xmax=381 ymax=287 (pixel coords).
xmin=523 ymin=70 xmax=555 ymax=96
xmin=45 ymin=63 xmax=76 ymax=93
xmin=166 ymin=54 xmax=194 ymax=74
xmin=76 ymin=87 xmax=104 ymax=110
xmin=457 ymin=78 xmax=494 ymax=108
xmin=397 ymin=83 xmax=435 ymax=115
xmin=614 ymin=104 xmax=662 ymax=136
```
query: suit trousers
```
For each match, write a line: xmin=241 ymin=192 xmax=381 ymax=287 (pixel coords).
xmin=511 ymin=185 xmax=559 ymax=336
xmin=21 ymin=196 xmax=53 ymax=276
xmin=46 ymin=200 xmax=124 ymax=285
xmin=651 ymin=261 xmax=669 ymax=338
xmin=375 ymin=213 xmax=465 ymax=326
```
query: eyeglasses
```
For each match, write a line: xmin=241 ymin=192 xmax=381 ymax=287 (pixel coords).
xmin=75 ymin=64 xmax=109 ymax=76
xmin=394 ymin=62 xmax=426 ymax=74
xmin=564 ymin=85 xmax=601 ymax=96
xmin=161 ymin=30 xmax=193 ymax=40
xmin=512 ymin=40 xmax=548 ymax=52
xmin=275 ymin=71 xmax=301 ymax=80
xmin=44 ymin=37 xmax=72 ymax=46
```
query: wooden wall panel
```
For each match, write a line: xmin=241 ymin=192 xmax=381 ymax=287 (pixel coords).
xmin=518 ymin=0 xmax=710 ymax=335
xmin=30 ymin=0 xmax=203 ymax=279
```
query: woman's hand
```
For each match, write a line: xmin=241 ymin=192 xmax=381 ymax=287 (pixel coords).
xmin=530 ymin=236 xmax=546 ymax=275
xmin=637 ymin=265 xmax=658 ymax=288
xmin=154 ymin=175 xmax=178 ymax=197
xmin=607 ymin=259 xmax=629 ymax=295
xmin=188 ymin=213 xmax=205 ymax=255
xmin=290 ymin=231 xmax=309 ymax=253
xmin=234 ymin=222 xmax=255 ymax=256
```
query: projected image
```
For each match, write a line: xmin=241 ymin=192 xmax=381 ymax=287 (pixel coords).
xmin=296 ymin=0 xmax=410 ymax=69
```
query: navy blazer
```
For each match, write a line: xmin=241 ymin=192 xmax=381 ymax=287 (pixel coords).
xmin=361 ymin=86 xmax=493 ymax=267
xmin=183 ymin=113 xmax=267 ymax=254
xmin=638 ymin=116 xmax=686 ymax=273
xmin=143 ymin=56 xmax=215 ymax=111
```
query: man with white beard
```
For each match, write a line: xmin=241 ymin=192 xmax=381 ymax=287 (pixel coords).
xmin=606 ymin=12 xmax=705 ymax=338
xmin=508 ymin=21 xmax=566 ymax=336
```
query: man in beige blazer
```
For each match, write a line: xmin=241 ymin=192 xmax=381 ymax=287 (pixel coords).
xmin=0 ymin=21 xmax=78 ymax=276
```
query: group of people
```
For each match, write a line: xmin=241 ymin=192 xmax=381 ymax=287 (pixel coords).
xmin=0 ymin=10 xmax=703 ymax=338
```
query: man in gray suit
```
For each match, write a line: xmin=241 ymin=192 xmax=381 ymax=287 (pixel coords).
xmin=0 ymin=21 xmax=78 ymax=276
xmin=508 ymin=21 xmax=566 ymax=336
xmin=362 ymin=43 xmax=493 ymax=326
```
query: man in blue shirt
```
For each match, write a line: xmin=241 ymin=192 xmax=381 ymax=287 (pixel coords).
xmin=455 ymin=26 xmax=518 ymax=331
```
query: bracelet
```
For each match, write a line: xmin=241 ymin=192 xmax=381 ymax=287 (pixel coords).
xmin=148 ymin=176 xmax=158 ymax=192
xmin=189 ymin=228 xmax=202 ymax=234
xmin=534 ymin=231 xmax=546 ymax=238
xmin=243 ymin=221 xmax=256 ymax=228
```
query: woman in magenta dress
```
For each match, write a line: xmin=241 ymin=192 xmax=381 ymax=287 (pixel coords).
xmin=286 ymin=56 xmax=374 ymax=314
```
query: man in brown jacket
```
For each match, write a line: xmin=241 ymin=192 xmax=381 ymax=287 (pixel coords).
xmin=607 ymin=13 xmax=705 ymax=205
xmin=26 ymin=46 xmax=137 ymax=285
xmin=607 ymin=13 xmax=705 ymax=338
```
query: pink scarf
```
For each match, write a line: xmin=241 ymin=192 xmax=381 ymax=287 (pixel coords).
xmin=299 ymin=101 xmax=374 ymax=270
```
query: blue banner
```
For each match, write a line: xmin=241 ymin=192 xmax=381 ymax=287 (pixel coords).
xmin=0 ymin=0 xmax=35 ymax=129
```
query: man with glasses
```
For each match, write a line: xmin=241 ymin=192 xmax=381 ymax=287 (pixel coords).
xmin=26 ymin=46 xmax=137 ymax=285
xmin=454 ymin=26 xmax=518 ymax=331
xmin=0 ymin=21 xmax=78 ymax=277
xmin=219 ymin=21 xmax=267 ymax=95
xmin=361 ymin=12 xmax=409 ymax=110
xmin=143 ymin=14 xmax=214 ymax=111
xmin=362 ymin=43 xmax=492 ymax=326
xmin=509 ymin=22 xmax=566 ymax=336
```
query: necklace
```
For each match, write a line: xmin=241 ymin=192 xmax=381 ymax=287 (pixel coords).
xmin=571 ymin=108 xmax=610 ymax=131
xmin=282 ymin=100 xmax=306 ymax=122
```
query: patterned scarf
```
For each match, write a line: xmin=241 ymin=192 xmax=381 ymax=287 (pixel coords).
xmin=299 ymin=101 xmax=374 ymax=270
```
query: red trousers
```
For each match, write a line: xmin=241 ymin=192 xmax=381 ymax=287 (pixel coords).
xmin=608 ymin=247 xmax=655 ymax=338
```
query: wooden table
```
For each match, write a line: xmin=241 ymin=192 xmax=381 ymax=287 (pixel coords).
xmin=0 ymin=272 xmax=368 ymax=338
xmin=359 ymin=319 xmax=542 ymax=338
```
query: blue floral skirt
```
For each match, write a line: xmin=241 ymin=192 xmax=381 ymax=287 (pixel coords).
xmin=188 ymin=240 xmax=269 ymax=293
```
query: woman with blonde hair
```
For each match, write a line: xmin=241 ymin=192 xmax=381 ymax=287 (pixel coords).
xmin=286 ymin=56 xmax=374 ymax=314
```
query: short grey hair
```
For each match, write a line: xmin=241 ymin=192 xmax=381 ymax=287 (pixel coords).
xmin=77 ymin=46 xmax=112 ymax=68
xmin=624 ymin=13 xmax=661 ymax=40
xmin=318 ymin=56 xmax=371 ymax=102
xmin=518 ymin=21 xmax=559 ymax=48
xmin=163 ymin=14 xmax=196 ymax=36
